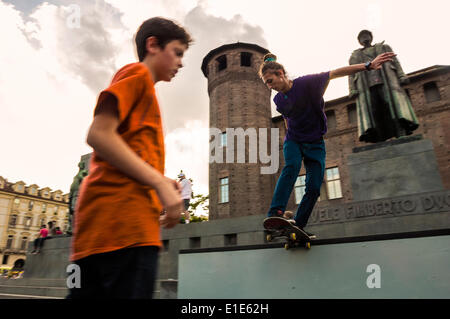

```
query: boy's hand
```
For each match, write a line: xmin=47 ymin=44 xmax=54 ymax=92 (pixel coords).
xmin=156 ymin=177 xmax=183 ymax=229
xmin=370 ymin=52 xmax=396 ymax=70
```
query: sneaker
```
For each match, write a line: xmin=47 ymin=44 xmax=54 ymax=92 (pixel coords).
xmin=302 ymin=230 xmax=316 ymax=239
xmin=267 ymin=209 xmax=284 ymax=218
xmin=292 ymin=222 xmax=317 ymax=239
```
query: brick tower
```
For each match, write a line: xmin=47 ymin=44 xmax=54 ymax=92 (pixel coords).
xmin=201 ymin=42 xmax=274 ymax=220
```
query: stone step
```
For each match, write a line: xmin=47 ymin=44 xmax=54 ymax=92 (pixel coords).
xmin=0 ymin=278 xmax=164 ymax=299
xmin=0 ymin=284 xmax=68 ymax=298
xmin=0 ymin=292 xmax=63 ymax=299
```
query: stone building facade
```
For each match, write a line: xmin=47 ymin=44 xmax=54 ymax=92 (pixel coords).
xmin=202 ymin=42 xmax=449 ymax=220
xmin=0 ymin=177 xmax=69 ymax=271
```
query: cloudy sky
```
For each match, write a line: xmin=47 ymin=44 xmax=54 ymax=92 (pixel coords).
xmin=0 ymin=0 xmax=448 ymax=199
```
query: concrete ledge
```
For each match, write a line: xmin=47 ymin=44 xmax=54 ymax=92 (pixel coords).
xmin=178 ymin=234 xmax=450 ymax=299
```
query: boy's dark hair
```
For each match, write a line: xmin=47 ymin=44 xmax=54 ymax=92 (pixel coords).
xmin=135 ymin=17 xmax=193 ymax=62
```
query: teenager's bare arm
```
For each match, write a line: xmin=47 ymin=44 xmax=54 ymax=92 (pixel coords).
xmin=329 ymin=52 xmax=396 ymax=80
xmin=87 ymin=93 xmax=182 ymax=228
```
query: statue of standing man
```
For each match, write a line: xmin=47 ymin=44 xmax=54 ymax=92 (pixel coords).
xmin=67 ymin=160 xmax=89 ymax=235
xmin=349 ymin=30 xmax=419 ymax=143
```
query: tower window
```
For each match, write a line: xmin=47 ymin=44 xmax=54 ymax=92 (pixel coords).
xmin=423 ymin=81 xmax=440 ymax=103
xmin=220 ymin=132 xmax=227 ymax=147
xmin=217 ymin=55 xmax=227 ymax=71
xmin=241 ymin=52 xmax=252 ymax=67
xmin=219 ymin=177 xmax=229 ymax=203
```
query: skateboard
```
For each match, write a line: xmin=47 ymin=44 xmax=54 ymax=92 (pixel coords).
xmin=263 ymin=217 xmax=314 ymax=250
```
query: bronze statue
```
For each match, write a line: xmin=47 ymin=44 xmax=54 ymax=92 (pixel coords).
xmin=68 ymin=160 xmax=89 ymax=235
xmin=349 ymin=30 xmax=419 ymax=143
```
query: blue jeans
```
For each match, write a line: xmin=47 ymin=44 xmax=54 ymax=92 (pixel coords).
xmin=268 ymin=139 xmax=326 ymax=228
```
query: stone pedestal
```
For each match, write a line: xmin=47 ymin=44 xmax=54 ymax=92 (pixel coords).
xmin=348 ymin=135 xmax=444 ymax=201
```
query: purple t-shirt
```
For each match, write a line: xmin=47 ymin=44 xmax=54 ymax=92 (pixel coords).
xmin=274 ymin=71 xmax=330 ymax=143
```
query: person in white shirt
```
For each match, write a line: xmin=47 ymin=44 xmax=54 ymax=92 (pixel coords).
xmin=178 ymin=172 xmax=192 ymax=223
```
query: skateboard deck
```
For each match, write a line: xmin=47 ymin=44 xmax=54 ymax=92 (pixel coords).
xmin=263 ymin=217 xmax=314 ymax=250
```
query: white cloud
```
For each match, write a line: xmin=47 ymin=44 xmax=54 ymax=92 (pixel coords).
xmin=164 ymin=120 xmax=209 ymax=195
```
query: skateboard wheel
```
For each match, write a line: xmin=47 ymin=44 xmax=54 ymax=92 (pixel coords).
xmin=266 ymin=234 xmax=272 ymax=242
xmin=305 ymin=242 xmax=311 ymax=249
xmin=290 ymin=233 xmax=296 ymax=241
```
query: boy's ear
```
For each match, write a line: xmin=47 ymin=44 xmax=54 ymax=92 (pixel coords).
xmin=145 ymin=36 xmax=160 ymax=56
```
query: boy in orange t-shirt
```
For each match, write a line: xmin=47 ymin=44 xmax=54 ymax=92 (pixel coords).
xmin=67 ymin=17 xmax=192 ymax=299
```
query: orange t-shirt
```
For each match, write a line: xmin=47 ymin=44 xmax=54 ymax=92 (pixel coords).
xmin=71 ymin=63 xmax=165 ymax=261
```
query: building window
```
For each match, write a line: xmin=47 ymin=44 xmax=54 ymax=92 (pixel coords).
xmin=326 ymin=167 xmax=343 ymax=199
xmin=294 ymin=175 xmax=306 ymax=204
xmin=17 ymin=184 xmax=24 ymax=192
xmin=2 ymin=255 xmax=9 ymax=265
xmin=14 ymin=198 xmax=20 ymax=205
xmin=42 ymin=203 xmax=47 ymax=212
xmin=9 ymin=214 xmax=17 ymax=226
xmin=217 ymin=55 xmax=227 ymax=71
xmin=325 ymin=110 xmax=336 ymax=131
xmin=31 ymin=187 xmax=37 ymax=195
xmin=219 ymin=177 xmax=229 ymax=203
xmin=220 ymin=132 xmax=227 ymax=147
xmin=347 ymin=103 xmax=357 ymax=125
xmin=6 ymin=236 xmax=13 ymax=249
xmin=423 ymin=81 xmax=441 ymax=103
xmin=21 ymin=237 xmax=28 ymax=251
xmin=40 ymin=218 xmax=46 ymax=226
xmin=190 ymin=237 xmax=201 ymax=249
xmin=241 ymin=52 xmax=252 ymax=67
xmin=224 ymin=234 xmax=237 ymax=246
xmin=25 ymin=216 xmax=32 ymax=227
xmin=28 ymin=200 xmax=34 ymax=211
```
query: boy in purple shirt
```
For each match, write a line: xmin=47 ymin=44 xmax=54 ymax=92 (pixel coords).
xmin=259 ymin=52 xmax=395 ymax=237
